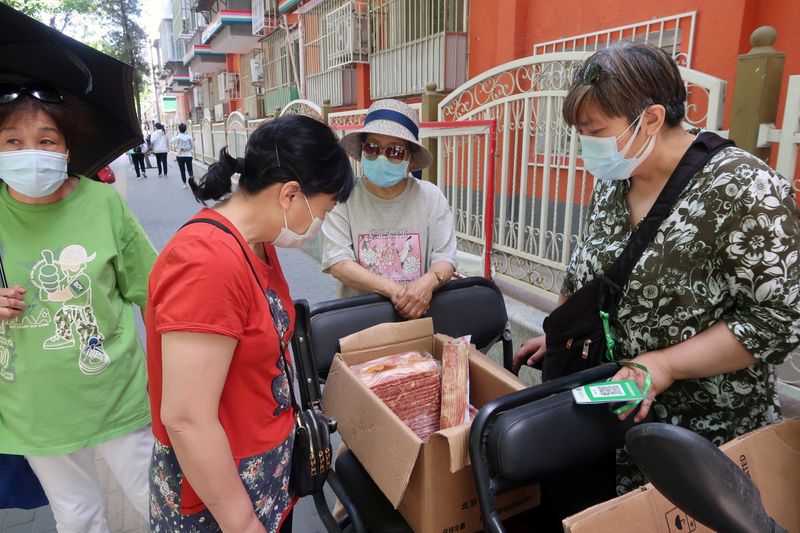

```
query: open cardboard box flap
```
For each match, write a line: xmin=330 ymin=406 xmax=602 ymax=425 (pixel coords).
xmin=324 ymin=318 xmax=527 ymax=507
xmin=339 ymin=318 xmax=436 ymax=360
xmin=563 ymin=418 xmax=800 ymax=533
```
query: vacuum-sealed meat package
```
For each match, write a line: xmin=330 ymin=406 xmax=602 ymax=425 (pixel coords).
xmin=352 ymin=351 xmax=442 ymax=441
xmin=440 ymin=336 xmax=471 ymax=429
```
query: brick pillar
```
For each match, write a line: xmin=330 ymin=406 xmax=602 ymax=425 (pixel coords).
xmin=420 ymin=83 xmax=443 ymax=184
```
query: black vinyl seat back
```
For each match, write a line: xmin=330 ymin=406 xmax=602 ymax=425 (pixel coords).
xmin=470 ymin=364 xmax=651 ymax=533
xmin=306 ymin=277 xmax=512 ymax=382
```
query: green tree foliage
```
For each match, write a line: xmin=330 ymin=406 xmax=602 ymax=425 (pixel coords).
xmin=99 ymin=0 xmax=150 ymax=121
xmin=1 ymin=0 xmax=100 ymax=33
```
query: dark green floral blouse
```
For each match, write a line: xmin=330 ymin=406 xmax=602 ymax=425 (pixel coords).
xmin=562 ymin=144 xmax=800 ymax=492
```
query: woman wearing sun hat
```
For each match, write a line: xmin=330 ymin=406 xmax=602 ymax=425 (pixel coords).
xmin=321 ymin=99 xmax=457 ymax=319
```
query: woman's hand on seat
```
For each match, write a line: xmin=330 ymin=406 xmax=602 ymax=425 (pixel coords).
xmin=513 ymin=335 xmax=546 ymax=373
xmin=393 ymin=274 xmax=436 ymax=319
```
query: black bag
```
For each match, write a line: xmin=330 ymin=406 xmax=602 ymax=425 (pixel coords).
xmin=180 ymin=218 xmax=335 ymax=497
xmin=541 ymin=132 xmax=734 ymax=381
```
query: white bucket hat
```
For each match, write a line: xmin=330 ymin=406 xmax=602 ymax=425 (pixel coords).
xmin=340 ymin=99 xmax=433 ymax=172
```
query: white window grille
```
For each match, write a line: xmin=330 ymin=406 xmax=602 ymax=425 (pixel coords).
xmin=262 ymin=29 xmax=297 ymax=111
xmin=368 ymin=0 xmax=468 ymax=98
xmin=325 ymin=1 xmax=369 ymax=68
xmin=218 ymin=72 xmax=241 ymax=102
xmin=252 ymin=0 xmax=279 ymax=36
xmin=175 ymin=0 xmax=210 ymax=41
xmin=301 ymin=0 xmax=365 ymax=106
xmin=532 ymin=11 xmax=697 ymax=67
xmin=264 ymin=30 xmax=293 ymax=91
xmin=370 ymin=0 xmax=467 ymax=52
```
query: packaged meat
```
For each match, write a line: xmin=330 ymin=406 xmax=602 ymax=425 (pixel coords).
xmin=352 ymin=351 xmax=441 ymax=441
xmin=440 ymin=336 xmax=471 ymax=429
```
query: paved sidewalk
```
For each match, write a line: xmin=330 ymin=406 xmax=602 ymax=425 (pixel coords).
xmin=1 ymin=154 xmax=337 ymax=532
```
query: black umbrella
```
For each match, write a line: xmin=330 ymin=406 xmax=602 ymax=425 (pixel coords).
xmin=0 ymin=3 xmax=143 ymax=177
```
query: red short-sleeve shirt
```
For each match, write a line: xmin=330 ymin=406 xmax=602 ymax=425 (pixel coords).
xmin=146 ymin=208 xmax=295 ymax=460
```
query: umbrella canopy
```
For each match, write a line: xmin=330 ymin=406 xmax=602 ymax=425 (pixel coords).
xmin=0 ymin=4 xmax=143 ymax=177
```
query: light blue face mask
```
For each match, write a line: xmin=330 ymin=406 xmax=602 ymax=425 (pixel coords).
xmin=578 ymin=111 xmax=656 ymax=181
xmin=0 ymin=149 xmax=69 ymax=197
xmin=361 ymin=154 xmax=409 ymax=188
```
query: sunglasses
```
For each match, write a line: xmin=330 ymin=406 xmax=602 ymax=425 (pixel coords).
xmin=361 ymin=141 xmax=410 ymax=164
xmin=0 ymin=84 xmax=64 ymax=105
xmin=582 ymin=62 xmax=608 ymax=85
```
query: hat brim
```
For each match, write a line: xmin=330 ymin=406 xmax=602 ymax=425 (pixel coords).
xmin=340 ymin=120 xmax=433 ymax=172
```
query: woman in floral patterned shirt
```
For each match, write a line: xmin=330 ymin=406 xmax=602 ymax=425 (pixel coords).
xmin=514 ymin=42 xmax=800 ymax=494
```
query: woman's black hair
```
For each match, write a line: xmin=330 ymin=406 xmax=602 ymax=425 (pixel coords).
xmin=190 ymin=114 xmax=354 ymax=205
xmin=0 ymin=92 xmax=91 ymax=152
xmin=178 ymin=123 xmax=187 ymax=133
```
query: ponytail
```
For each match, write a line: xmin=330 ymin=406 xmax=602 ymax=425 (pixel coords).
xmin=190 ymin=147 xmax=238 ymax=204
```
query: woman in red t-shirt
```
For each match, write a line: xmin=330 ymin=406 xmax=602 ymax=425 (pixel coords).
xmin=145 ymin=115 xmax=354 ymax=533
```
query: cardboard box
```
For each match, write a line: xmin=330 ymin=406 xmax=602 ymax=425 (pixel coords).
xmin=322 ymin=318 xmax=539 ymax=533
xmin=563 ymin=418 xmax=800 ymax=533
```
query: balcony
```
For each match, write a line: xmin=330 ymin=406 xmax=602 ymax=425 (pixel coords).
xmin=306 ymin=67 xmax=356 ymax=107
xmin=202 ymin=10 xmax=261 ymax=54
xmin=252 ymin=0 xmax=279 ymax=36
xmin=167 ymin=67 xmax=193 ymax=88
xmin=368 ymin=0 xmax=468 ymax=98
xmin=184 ymin=44 xmax=227 ymax=75
xmin=174 ymin=0 xmax=209 ymax=40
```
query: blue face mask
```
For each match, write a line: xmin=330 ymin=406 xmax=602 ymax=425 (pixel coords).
xmin=361 ymin=155 xmax=409 ymax=188
xmin=0 ymin=149 xmax=69 ymax=197
xmin=579 ymin=111 xmax=656 ymax=181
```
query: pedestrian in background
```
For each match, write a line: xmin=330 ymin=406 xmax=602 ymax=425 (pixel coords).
xmin=150 ymin=122 xmax=170 ymax=177
xmin=128 ymin=137 xmax=147 ymax=180
xmin=171 ymin=123 xmax=194 ymax=189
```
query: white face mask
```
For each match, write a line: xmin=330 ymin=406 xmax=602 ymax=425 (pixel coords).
xmin=578 ymin=111 xmax=656 ymax=181
xmin=271 ymin=194 xmax=323 ymax=249
xmin=0 ymin=149 xmax=69 ymax=197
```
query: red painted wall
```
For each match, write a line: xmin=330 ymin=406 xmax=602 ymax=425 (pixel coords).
xmin=467 ymin=0 xmax=800 ymax=177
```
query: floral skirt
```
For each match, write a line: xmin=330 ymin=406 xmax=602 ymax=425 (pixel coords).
xmin=149 ymin=434 xmax=294 ymax=532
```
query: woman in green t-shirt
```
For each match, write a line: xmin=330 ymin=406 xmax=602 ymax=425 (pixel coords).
xmin=0 ymin=80 xmax=157 ymax=532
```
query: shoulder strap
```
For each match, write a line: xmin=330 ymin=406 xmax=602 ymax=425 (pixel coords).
xmin=604 ymin=131 xmax=734 ymax=287
xmin=180 ymin=218 xmax=300 ymax=411
xmin=0 ymin=250 xmax=8 ymax=289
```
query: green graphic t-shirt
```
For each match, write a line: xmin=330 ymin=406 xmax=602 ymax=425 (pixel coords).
xmin=0 ymin=178 xmax=157 ymax=455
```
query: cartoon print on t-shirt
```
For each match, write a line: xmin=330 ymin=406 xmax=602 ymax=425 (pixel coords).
xmin=357 ymin=233 xmax=422 ymax=284
xmin=31 ymin=245 xmax=109 ymax=375
xmin=266 ymin=288 xmax=292 ymax=415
